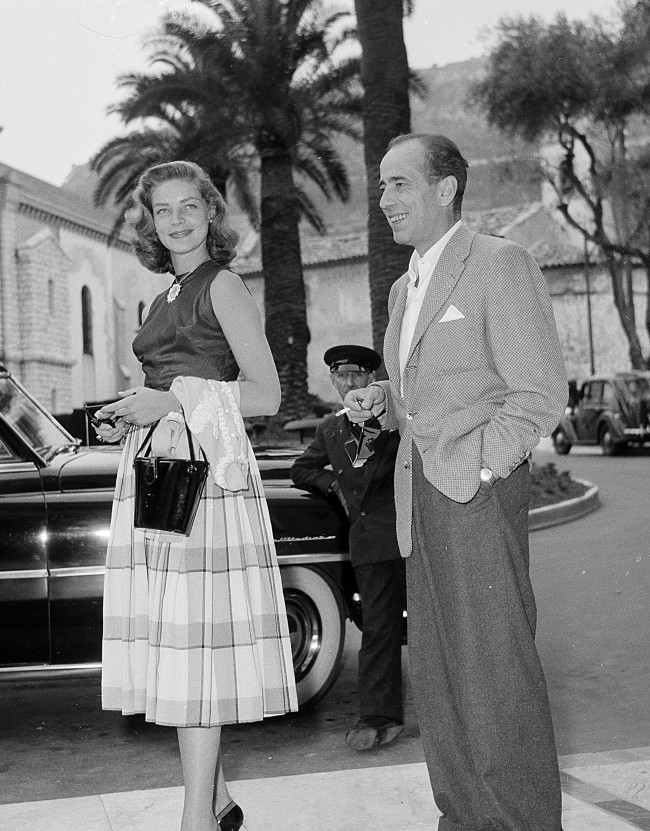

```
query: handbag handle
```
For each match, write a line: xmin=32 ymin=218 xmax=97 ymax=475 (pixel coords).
xmin=135 ymin=418 xmax=202 ymax=463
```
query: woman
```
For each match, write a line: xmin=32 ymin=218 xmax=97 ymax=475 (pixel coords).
xmin=93 ymin=161 xmax=297 ymax=831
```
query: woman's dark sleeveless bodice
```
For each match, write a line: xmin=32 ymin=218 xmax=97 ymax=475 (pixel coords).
xmin=133 ymin=260 xmax=239 ymax=390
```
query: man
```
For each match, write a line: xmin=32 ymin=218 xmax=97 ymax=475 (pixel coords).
xmin=344 ymin=134 xmax=568 ymax=830
xmin=291 ymin=345 xmax=405 ymax=751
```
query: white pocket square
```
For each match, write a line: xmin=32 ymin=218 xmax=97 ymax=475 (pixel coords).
xmin=439 ymin=305 xmax=465 ymax=322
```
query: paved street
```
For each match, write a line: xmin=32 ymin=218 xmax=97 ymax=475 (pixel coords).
xmin=1 ymin=442 xmax=648 ymax=829
xmin=531 ymin=442 xmax=650 ymax=758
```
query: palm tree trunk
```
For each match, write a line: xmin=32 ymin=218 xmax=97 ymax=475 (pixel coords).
xmin=259 ymin=147 xmax=311 ymax=419
xmin=355 ymin=0 xmax=412 ymax=364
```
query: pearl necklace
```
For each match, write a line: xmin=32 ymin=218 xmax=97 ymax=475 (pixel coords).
xmin=166 ymin=260 xmax=209 ymax=303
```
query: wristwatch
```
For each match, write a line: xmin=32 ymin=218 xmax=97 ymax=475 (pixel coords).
xmin=480 ymin=467 xmax=498 ymax=485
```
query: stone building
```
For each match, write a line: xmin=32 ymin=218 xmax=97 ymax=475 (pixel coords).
xmin=235 ymin=202 xmax=649 ymax=403
xmin=0 ymin=161 xmax=647 ymax=415
xmin=0 ymin=163 xmax=162 ymax=414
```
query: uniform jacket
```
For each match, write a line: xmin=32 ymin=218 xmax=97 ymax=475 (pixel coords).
xmin=378 ymin=223 xmax=568 ymax=556
xmin=290 ymin=414 xmax=401 ymax=567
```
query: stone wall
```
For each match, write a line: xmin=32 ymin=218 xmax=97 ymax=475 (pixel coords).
xmin=244 ymin=258 xmax=373 ymax=405
xmin=0 ymin=163 xmax=159 ymax=410
xmin=547 ymin=263 xmax=648 ymax=382
xmin=244 ymin=257 xmax=650 ymax=407
xmin=58 ymin=232 xmax=159 ymax=407
xmin=0 ymin=188 xmax=22 ymax=380
xmin=2 ymin=160 xmax=648 ymax=417
xmin=15 ymin=230 xmax=73 ymax=412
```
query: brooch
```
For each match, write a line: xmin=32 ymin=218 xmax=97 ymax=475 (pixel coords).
xmin=166 ymin=282 xmax=181 ymax=303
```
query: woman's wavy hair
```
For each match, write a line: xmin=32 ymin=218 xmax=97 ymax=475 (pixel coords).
xmin=123 ymin=161 xmax=239 ymax=274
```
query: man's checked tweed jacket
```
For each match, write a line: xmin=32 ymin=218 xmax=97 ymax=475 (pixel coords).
xmin=378 ymin=223 xmax=568 ymax=556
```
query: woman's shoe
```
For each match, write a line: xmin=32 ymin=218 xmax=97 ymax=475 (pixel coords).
xmin=218 ymin=802 xmax=244 ymax=831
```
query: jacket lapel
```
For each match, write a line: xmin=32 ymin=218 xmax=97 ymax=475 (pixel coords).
xmin=407 ymin=224 xmax=474 ymax=365
xmin=384 ymin=276 xmax=409 ymax=390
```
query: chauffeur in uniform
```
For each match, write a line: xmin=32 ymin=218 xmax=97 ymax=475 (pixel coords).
xmin=290 ymin=345 xmax=406 ymax=751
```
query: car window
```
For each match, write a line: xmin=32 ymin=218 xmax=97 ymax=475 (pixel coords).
xmin=602 ymin=383 xmax=617 ymax=409
xmin=0 ymin=376 xmax=74 ymax=457
xmin=0 ymin=433 xmax=19 ymax=462
xmin=625 ymin=377 xmax=650 ymax=396
xmin=584 ymin=381 xmax=603 ymax=404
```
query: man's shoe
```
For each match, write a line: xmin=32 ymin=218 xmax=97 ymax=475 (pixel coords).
xmin=345 ymin=719 xmax=380 ymax=751
xmin=377 ymin=721 xmax=404 ymax=746
xmin=345 ymin=718 xmax=403 ymax=751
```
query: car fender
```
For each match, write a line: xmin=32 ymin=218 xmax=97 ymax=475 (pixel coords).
xmin=597 ymin=413 xmax=626 ymax=441
xmin=556 ymin=414 xmax=579 ymax=443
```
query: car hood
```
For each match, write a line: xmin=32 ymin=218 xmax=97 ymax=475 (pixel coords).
xmin=55 ymin=444 xmax=303 ymax=491
xmin=254 ymin=446 xmax=302 ymax=481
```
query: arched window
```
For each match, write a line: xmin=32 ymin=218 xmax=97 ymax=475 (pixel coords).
xmin=81 ymin=286 xmax=93 ymax=355
xmin=138 ymin=301 xmax=146 ymax=327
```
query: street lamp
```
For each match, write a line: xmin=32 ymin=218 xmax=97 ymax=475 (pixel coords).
xmin=583 ymin=238 xmax=596 ymax=376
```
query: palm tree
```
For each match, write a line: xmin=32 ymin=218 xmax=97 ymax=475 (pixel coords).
xmin=95 ymin=0 xmax=363 ymax=418
xmin=354 ymin=0 xmax=414 ymax=356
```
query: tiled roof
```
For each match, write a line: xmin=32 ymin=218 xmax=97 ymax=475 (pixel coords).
xmin=0 ymin=161 xmax=131 ymax=249
xmin=464 ymin=203 xmax=539 ymax=237
xmin=527 ymin=238 xmax=591 ymax=268
xmin=234 ymin=202 xmax=588 ymax=275
xmin=232 ymin=230 xmax=367 ymax=275
xmin=1 ymin=158 xmax=591 ymax=272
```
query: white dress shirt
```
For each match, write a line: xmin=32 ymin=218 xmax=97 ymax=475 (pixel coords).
xmin=398 ymin=220 xmax=463 ymax=385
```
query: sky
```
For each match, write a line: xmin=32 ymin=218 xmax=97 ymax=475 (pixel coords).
xmin=0 ymin=0 xmax=619 ymax=187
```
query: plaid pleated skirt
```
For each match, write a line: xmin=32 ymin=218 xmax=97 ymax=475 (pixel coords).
xmin=101 ymin=427 xmax=298 ymax=727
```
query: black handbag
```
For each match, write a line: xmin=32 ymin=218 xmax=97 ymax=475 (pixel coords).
xmin=133 ymin=420 xmax=209 ymax=536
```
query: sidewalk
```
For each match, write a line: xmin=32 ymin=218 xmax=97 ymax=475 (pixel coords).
xmin=2 ymin=747 xmax=649 ymax=831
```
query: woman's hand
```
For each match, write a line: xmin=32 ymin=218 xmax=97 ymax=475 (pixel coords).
xmin=96 ymin=387 xmax=180 ymax=428
xmin=94 ymin=418 xmax=129 ymax=444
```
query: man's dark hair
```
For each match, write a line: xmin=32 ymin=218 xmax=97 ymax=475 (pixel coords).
xmin=387 ymin=133 xmax=469 ymax=214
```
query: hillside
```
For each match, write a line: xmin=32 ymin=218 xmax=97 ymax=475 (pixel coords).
xmin=63 ymin=58 xmax=543 ymax=233
xmin=412 ymin=59 xmax=534 ymax=162
xmin=301 ymin=58 xmax=542 ymax=236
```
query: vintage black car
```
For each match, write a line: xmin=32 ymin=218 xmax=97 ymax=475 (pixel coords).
xmin=553 ymin=371 xmax=650 ymax=455
xmin=0 ymin=365 xmax=358 ymax=708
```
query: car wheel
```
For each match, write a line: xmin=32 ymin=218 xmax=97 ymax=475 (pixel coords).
xmin=553 ymin=428 xmax=572 ymax=455
xmin=281 ymin=565 xmax=346 ymax=709
xmin=599 ymin=425 xmax=620 ymax=456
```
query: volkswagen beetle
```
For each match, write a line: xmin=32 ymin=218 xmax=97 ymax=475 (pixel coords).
xmin=553 ymin=372 xmax=650 ymax=455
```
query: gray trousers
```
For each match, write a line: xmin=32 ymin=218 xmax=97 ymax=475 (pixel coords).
xmin=408 ymin=449 xmax=562 ymax=831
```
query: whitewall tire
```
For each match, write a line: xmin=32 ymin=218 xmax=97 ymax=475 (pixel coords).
xmin=281 ymin=565 xmax=346 ymax=708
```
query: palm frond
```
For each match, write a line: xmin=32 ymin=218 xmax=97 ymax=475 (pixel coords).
xmin=295 ymin=185 xmax=326 ymax=234
xmin=296 ymin=141 xmax=351 ymax=202
xmin=94 ymin=0 xmax=364 ymax=251
xmin=409 ymin=68 xmax=428 ymax=100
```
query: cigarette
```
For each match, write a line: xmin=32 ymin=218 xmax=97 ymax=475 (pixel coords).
xmin=335 ymin=407 xmax=350 ymax=416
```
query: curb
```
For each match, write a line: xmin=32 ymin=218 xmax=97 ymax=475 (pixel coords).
xmin=529 ymin=478 xmax=600 ymax=531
